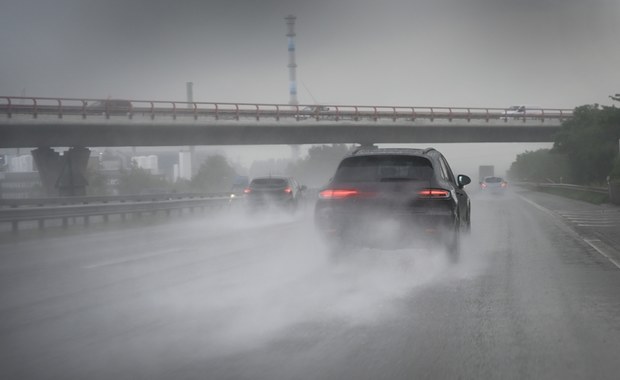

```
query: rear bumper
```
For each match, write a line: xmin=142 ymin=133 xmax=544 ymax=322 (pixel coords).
xmin=246 ymin=196 xmax=296 ymax=210
xmin=314 ymin=207 xmax=457 ymax=248
xmin=481 ymin=187 xmax=506 ymax=194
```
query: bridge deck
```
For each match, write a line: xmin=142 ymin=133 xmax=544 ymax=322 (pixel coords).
xmin=0 ymin=96 xmax=571 ymax=147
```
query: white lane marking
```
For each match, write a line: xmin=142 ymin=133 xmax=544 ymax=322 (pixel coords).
xmin=84 ymin=248 xmax=185 ymax=269
xmin=558 ymin=213 xmax=620 ymax=220
xmin=562 ymin=216 xmax=618 ymax=220
xmin=576 ymin=224 xmax=617 ymax=227
xmin=569 ymin=221 xmax=617 ymax=224
xmin=560 ymin=214 xmax=620 ymax=220
xmin=556 ymin=209 xmax=620 ymax=214
xmin=566 ymin=220 xmax=617 ymax=224
xmin=517 ymin=194 xmax=620 ymax=269
xmin=583 ymin=239 xmax=620 ymax=270
xmin=564 ymin=217 xmax=617 ymax=220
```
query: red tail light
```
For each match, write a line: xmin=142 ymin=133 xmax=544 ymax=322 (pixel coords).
xmin=243 ymin=188 xmax=252 ymax=194
xmin=284 ymin=187 xmax=292 ymax=194
xmin=319 ymin=189 xmax=359 ymax=199
xmin=500 ymin=182 xmax=507 ymax=188
xmin=481 ymin=183 xmax=487 ymax=189
xmin=417 ymin=189 xmax=451 ymax=198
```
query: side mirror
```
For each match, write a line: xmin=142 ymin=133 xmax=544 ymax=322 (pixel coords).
xmin=457 ymin=174 xmax=471 ymax=188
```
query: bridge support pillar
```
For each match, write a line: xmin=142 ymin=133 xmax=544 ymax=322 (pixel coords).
xmin=32 ymin=147 xmax=91 ymax=197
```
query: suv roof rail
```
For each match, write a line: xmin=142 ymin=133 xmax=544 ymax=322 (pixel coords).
xmin=349 ymin=146 xmax=438 ymax=156
xmin=350 ymin=144 xmax=378 ymax=155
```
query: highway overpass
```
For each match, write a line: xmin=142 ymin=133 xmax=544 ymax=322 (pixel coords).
xmin=0 ymin=96 xmax=572 ymax=148
xmin=0 ymin=96 xmax=573 ymax=196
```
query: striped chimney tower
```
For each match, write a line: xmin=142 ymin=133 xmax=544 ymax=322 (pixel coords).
xmin=285 ymin=15 xmax=298 ymax=105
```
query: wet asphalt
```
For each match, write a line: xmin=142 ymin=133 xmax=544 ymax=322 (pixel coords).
xmin=1 ymin=188 xmax=620 ymax=379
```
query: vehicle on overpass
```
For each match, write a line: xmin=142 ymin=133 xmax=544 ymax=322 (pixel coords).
xmin=86 ymin=99 xmax=132 ymax=116
xmin=299 ymin=105 xmax=332 ymax=120
xmin=504 ymin=104 xmax=544 ymax=120
xmin=244 ymin=176 xmax=304 ymax=213
xmin=314 ymin=147 xmax=471 ymax=261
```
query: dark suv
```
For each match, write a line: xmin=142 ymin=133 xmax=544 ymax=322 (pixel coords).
xmin=245 ymin=176 xmax=304 ymax=213
xmin=314 ymin=147 xmax=471 ymax=261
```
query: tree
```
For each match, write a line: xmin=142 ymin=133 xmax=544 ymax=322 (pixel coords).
xmin=553 ymin=104 xmax=620 ymax=184
xmin=191 ymin=154 xmax=238 ymax=193
xmin=85 ymin=157 xmax=109 ymax=195
xmin=117 ymin=162 xmax=168 ymax=194
xmin=286 ymin=144 xmax=354 ymax=187
xmin=507 ymin=149 xmax=570 ymax=182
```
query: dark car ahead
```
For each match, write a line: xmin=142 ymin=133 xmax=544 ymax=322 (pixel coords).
xmin=314 ymin=147 xmax=471 ymax=261
xmin=245 ymin=176 xmax=304 ymax=213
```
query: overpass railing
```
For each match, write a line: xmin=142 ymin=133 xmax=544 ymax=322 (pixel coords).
xmin=0 ymin=193 xmax=230 ymax=232
xmin=0 ymin=96 xmax=573 ymax=123
xmin=534 ymin=183 xmax=609 ymax=195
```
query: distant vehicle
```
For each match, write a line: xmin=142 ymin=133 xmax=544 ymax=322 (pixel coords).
xmin=480 ymin=176 xmax=508 ymax=194
xmin=314 ymin=147 xmax=471 ymax=261
xmin=478 ymin=165 xmax=495 ymax=184
xmin=503 ymin=105 xmax=544 ymax=119
xmin=244 ymin=176 xmax=304 ymax=213
xmin=299 ymin=105 xmax=331 ymax=120
xmin=87 ymin=99 xmax=132 ymax=115
xmin=228 ymin=175 xmax=249 ymax=206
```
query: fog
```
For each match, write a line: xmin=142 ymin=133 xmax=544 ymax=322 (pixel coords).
xmin=0 ymin=202 xmax=489 ymax=365
xmin=3 ymin=1 xmax=620 ymax=377
xmin=1 ymin=0 xmax=617 ymax=107
xmin=4 ymin=173 xmax=620 ymax=378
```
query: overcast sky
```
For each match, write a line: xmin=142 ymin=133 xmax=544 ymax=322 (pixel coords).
xmin=1 ymin=0 xmax=618 ymax=107
xmin=1 ymin=0 xmax=618 ymax=174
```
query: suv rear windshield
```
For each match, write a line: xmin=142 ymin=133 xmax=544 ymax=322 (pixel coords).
xmin=250 ymin=178 xmax=288 ymax=187
xmin=334 ymin=155 xmax=433 ymax=182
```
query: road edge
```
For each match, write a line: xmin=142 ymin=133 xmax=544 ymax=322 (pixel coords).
xmin=517 ymin=194 xmax=620 ymax=270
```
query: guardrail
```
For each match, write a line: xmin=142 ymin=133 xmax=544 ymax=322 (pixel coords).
xmin=0 ymin=96 xmax=573 ymax=123
xmin=518 ymin=182 xmax=611 ymax=204
xmin=0 ymin=192 xmax=228 ymax=208
xmin=535 ymin=183 xmax=609 ymax=195
xmin=0 ymin=193 xmax=231 ymax=232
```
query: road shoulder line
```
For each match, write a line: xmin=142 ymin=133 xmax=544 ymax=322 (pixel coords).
xmin=517 ymin=194 xmax=620 ymax=270
xmin=583 ymin=239 xmax=620 ymax=269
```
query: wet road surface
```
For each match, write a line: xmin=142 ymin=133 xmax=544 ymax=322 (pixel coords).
xmin=1 ymin=189 xmax=620 ymax=379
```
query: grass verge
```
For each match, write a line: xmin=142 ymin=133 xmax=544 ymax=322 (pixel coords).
xmin=538 ymin=187 xmax=609 ymax=205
